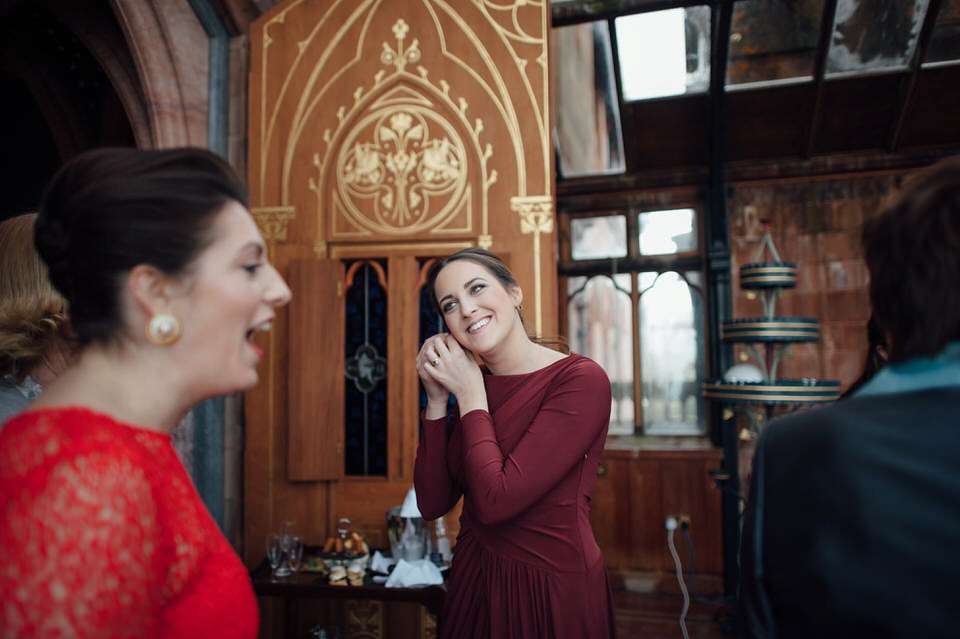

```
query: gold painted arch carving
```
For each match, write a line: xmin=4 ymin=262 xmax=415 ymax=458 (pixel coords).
xmin=250 ymin=0 xmax=555 ymax=261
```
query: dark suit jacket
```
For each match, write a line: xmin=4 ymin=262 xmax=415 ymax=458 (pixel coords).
xmin=739 ymin=387 xmax=960 ymax=639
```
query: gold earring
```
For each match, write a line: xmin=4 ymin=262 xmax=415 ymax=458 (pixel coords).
xmin=146 ymin=312 xmax=182 ymax=346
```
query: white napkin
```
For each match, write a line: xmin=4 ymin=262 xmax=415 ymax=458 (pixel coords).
xmin=399 ymin=485 xmax=421 ymax=517
xmin=369 ymin=550 xmax=396 ymax=574
xmin=384 ymin=558 xmax=444 ymax=588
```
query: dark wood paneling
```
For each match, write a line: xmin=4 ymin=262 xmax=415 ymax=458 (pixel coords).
xmin=814 ymin=74 xmax=902 ymax=154
xmin=623 ymin=94 xmax=710 ymax=171
xmin=590 ymin=443 xmax=724 ymax=590
xmin=725 ymin=84 xmax=810 ymax=161
xmin=897 ymin=66 xmax=960 ymax=149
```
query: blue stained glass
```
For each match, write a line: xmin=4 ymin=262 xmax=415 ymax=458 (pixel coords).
xmin=417 ymin=259 xmax=457 ymax=417
xmin=344 ymin=261 xmax=388 ymax=476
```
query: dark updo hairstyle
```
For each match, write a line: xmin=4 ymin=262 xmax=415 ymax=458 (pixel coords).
xmin=35 ymin=146 xmax=249 ymax=347
xmin=861 ymin=153 xmax=960 ymax=363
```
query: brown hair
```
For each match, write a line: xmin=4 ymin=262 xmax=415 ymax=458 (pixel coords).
xmin=861 ymin=154 xmax=960 ymax=363
xmin=425 ymin=247 xmax=568 ymax=351
xmin=0 ymin=213 xmax=69 ymax=381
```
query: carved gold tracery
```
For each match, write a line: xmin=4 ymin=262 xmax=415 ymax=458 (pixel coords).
xmin=254 ymin=4 xmax=551 ymax=244
xmin=336 ymin=107 xmax=467 ymax=233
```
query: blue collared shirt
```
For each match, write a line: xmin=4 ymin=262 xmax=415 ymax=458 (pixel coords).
xmin=854 ymin=341 xmax=960 ymax=398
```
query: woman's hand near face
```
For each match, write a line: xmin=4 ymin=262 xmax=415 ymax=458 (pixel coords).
xmin=417 ymin=333 xmax=488 ymax=417
xmin=416 ymin=335 xmax=452 ymax=419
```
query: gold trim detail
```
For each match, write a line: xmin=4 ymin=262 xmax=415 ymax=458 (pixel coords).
xmin=511 ymin=195 xmax=554 ymax=335
xmin=345 ymin=598 xmax=383 ymax=639
xmin=251 ymin=206 xmax=296 ymax=242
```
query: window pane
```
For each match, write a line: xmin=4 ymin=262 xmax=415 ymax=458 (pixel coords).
xmin=727 ymin=0 xmax=824 ymax=87
xmin=638 ymin=208 xmax=697 ymax=255
xmin=571 ymin=215 xmax=627 ymax=260
xmin=826 ymin=0 xmax=931 ymax=76
xmin=344 ymin=262 xmax=388 ymax=476
xmin=923 ymin=0 xmax=960 ymax=65
xmin=615 ymin=6 xmax=711 ymax=101
xmin=639 ymin=271 xmax=705 ymax=435
xmin=552 ymin=21 xmax=625 ymax=177
xmin=567 ymin=274 xmax=634 ymax=435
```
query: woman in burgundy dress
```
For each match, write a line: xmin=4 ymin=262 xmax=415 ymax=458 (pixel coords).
xmin=414 ymin=248 xmax=617 ymax=639
xmin=0 ymin=147 xmax=291 ymax=638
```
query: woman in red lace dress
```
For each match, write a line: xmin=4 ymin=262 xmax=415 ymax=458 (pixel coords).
xmin=0 ymin=147 xmax=291 ymax=638
xmin=414 ymin=248 xmax=617 ymax=639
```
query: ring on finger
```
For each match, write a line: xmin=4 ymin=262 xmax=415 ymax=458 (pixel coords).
xmin=431 ymin=357 xmax=440 ymax=366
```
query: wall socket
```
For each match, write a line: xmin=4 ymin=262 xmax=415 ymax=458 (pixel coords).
xmin=666 ymin=514 xmax=691 ymax=529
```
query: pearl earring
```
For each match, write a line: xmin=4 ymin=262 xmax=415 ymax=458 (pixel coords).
xmin=146 ymin=312 xmax=182 ymax=346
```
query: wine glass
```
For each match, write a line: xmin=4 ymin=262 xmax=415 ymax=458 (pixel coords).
xmin=286 ymin=535 xmax=304 ymax=575
xmin=266 ymin=532 xmax=285 ymax=577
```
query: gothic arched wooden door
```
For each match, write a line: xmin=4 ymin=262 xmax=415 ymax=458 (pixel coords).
xmin=245 ymin=0 xmax=556 ymax=563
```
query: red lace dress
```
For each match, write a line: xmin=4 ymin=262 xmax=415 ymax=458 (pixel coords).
xmin=415 ymin=354 xmax=617 ymax=639
xmin=0 ymin=407 xmax=258 ymax=639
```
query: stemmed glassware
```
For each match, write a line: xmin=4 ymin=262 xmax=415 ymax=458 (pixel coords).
xmin=266 ymin=521 xmax=300 ymax=578
xmin=286 ymin=535 xmax=303 ymax=575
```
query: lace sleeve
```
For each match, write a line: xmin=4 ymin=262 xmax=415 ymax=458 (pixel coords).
xmin=1 ymin=444 xmax=166 ymax=639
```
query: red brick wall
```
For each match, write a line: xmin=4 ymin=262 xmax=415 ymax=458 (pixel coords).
xmin=727 ymin=173 xmax=903 ymax=391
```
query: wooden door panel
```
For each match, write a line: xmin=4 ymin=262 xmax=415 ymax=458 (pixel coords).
xmin=288 ymin=259 xmax=344 ymax=481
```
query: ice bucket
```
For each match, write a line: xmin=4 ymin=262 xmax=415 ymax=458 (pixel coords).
xmin=386 ymin=506 xmax=427 ymax=561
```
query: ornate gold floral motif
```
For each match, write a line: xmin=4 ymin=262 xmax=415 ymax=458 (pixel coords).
xmin=250 ymin=206 xmax=295 ymax=242
xmin=345 ymin=599 xmax=383 ymax=639
xmin=511 ymin=195 xmax=554 ymax=235
xmin=336 ymin=108 xmax=467 ymax=233
xmin=511 ymin=195 xmax=554 ymax=335
xmin=381 ymin=19 xmax=420 ymax=73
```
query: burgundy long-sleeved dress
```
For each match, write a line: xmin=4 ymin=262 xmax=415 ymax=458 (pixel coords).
xmin=0 ymin=407 xmax=258 ymax=639
xmin=414 ymin=353 xmax=617 ymax=639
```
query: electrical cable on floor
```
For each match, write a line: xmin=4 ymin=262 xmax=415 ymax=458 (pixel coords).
xmin=680 ymin=526 xmax=737 ymax=605
xmin=666 ymin=524 xmax=691 ymax=639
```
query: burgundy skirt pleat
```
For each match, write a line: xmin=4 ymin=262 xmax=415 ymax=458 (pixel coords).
xmin=438 ymin=534 xmax=616 ymax=639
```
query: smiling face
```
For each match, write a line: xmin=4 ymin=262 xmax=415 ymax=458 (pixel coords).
xmin=170 ymin=201 xmax=291 ymax=398
xmin=433 ymin=258 xmax=523 ymax=357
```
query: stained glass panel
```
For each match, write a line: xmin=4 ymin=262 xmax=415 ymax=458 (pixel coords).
xmin=344 ymin=261 xmax=388 ymax=476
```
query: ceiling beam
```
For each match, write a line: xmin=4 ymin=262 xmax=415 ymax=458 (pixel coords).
xmin=887 ymin=0 xmax=943 ymax=152
xmin=552 ymin=0 xmax=704 ymax=27
xmin=803 ymin=0 xmax=838 ymax=159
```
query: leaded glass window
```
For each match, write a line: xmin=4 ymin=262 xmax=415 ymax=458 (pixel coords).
xmin=560 ymin=204 xmax=708 ymax=436
xmin=638 ymin=271 xmax=706 ymax=435
xmin=343 ymin=261 xmax=388 ymax=476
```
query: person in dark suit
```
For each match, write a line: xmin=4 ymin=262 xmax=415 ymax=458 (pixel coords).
xmin=739 ymin=154 xmax=960 ymax=639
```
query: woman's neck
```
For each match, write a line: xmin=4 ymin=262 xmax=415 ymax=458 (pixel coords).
xmin=480 ymin=328 xmax=563 ymax=375
xmin=29 ymin=346 xmax=191 ymax=434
